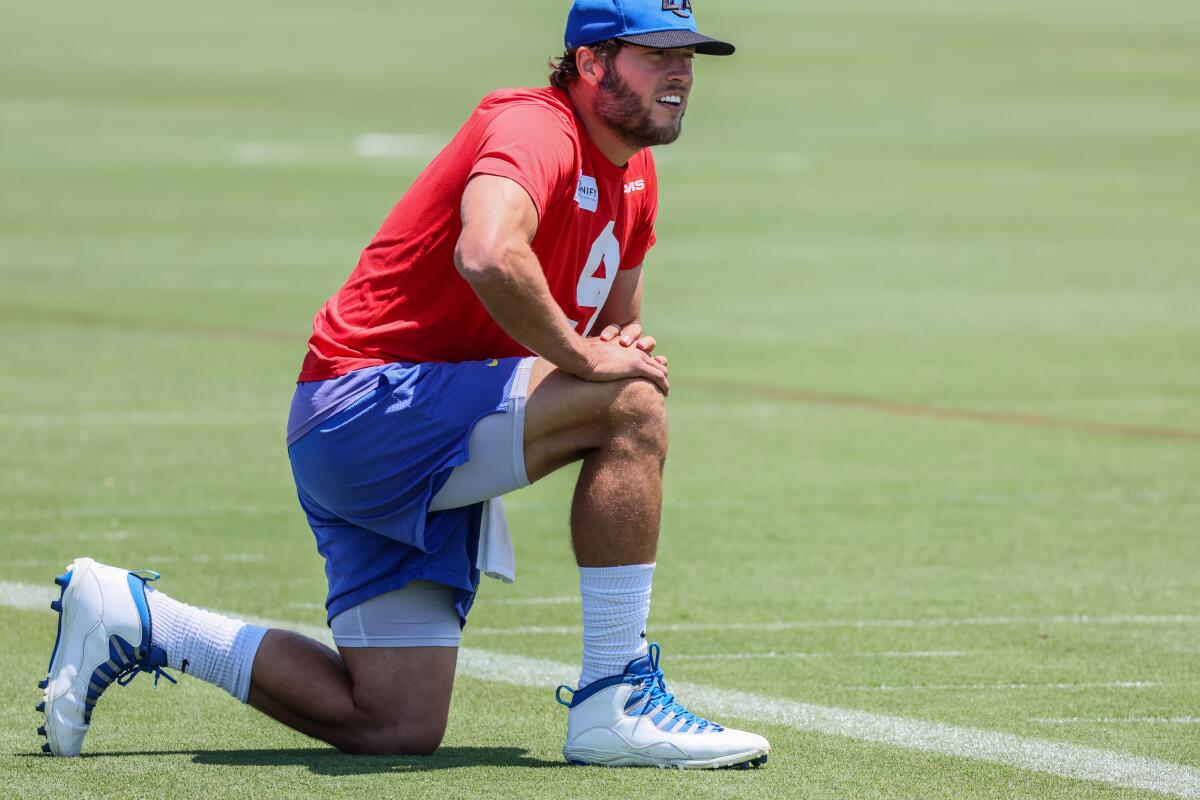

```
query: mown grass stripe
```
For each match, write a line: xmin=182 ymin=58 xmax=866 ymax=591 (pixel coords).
xmin=5 ymin=300 xmax=1196 ymax=443
xmin=690 ymin=378 xmax=1200 ymax=443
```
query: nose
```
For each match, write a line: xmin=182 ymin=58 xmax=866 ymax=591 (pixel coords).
xmin=666 ymin=53 xmax=693 ymax=84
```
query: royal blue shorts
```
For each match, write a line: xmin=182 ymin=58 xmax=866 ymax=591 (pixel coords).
xmin=287 ymin=357 xmax=527 ymax=625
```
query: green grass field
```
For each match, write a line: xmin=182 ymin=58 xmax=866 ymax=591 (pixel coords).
xmin=3 ymin=0 xmax=1199 ymax=796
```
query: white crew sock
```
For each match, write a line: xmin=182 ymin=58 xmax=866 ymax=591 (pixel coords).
xmin=146 ymin=588 xmax=268 ymax=703
xmin=578 ymin=562 xmax=655 ymax=689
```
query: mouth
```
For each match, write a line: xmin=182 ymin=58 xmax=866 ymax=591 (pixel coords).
xmin=656 ymin=93 xmax=686 ymax=111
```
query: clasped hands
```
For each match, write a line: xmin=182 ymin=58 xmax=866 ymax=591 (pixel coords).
xmin=581 ymin=322 xmax=669 ymax=395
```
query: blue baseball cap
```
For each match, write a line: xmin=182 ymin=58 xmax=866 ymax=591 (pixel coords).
xmin=565 ymin=0 xmax=735 ymax=56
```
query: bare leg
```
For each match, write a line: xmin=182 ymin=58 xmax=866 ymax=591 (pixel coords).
xmin=522 ymin=361 xmax=667 ymax=567
xmin=245 ymin=632 xmax=457 ymax=755
xmin=569 ymin=381 xmax=665 ymax=566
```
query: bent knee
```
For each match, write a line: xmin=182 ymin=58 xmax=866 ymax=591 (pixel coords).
xmin=606 ymin=378 xmax=668 ymax=451
xmin=610 ymin=377 xmax=666 ymax=418
xmin=338 ymin=720 xmax=446 ymax=756
xmin=380 ymin=726 xmax=444 ymax=757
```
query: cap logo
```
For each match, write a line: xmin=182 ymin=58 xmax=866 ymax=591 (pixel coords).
xmin=662 ymin=0 xmax=692 ymax=19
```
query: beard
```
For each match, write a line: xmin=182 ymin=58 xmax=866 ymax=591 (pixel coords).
xmin=592 ymin=67 xmax=684 ymax=150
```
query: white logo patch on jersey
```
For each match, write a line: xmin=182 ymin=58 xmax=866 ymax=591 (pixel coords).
xmin=575 ymin=174 xmax=599 ymax=212
xmin=624 ymin=178 xmax=645 ymax=194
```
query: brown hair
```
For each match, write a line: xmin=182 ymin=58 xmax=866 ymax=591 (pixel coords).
xmin=548 ymin=39 xmax=624 ymax=90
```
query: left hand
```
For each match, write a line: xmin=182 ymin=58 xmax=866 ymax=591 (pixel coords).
xmin=598 ymin=322 xmax=665 ymax=366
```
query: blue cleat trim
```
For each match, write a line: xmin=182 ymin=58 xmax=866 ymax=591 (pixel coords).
xmin=126 ymin=573 xmax=153 ymax=653
xmin=43 ymin=570 xmax=73 ymax=683
xmin=564 ymin=672 xmax=628 ymax=708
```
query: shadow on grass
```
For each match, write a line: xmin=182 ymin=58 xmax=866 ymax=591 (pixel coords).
xmin=19 ymin=746 xmax=566 ymax=773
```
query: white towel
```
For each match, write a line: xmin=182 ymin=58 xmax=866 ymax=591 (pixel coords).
xmin=476 ymin=497 xmax=515 ymax=583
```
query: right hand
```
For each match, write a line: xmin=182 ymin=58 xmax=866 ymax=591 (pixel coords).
xmin=597 ymin=322 xmax=657 ymax=355
xmin=579 ymin=336 xmax=670 ymax=396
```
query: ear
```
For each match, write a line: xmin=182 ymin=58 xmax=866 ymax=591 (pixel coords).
xmin=576 ymin=46 xmax=606 ymax=88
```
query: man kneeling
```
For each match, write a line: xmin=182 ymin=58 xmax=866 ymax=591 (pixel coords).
xmin=36 ymin=0 xmax=769 ymax=770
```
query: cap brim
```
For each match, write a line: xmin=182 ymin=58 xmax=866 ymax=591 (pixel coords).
xmin=617 ymin=30 xmax=735 ymax=56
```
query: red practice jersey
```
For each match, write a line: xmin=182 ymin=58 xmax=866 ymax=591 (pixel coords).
xmin=299 ymin=86 xmax=658 ymax=381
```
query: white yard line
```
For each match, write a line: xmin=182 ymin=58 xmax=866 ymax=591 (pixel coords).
xmin=845 ymin=681 xmax=1164 ymax=692
xmin=0 ymin=504 xmax=296 ymax=521
xmin=0 ymin=581 xmax=58 ymax=612
xmin=285 ymin=602 xmax=326 ymax=611
xmin=231 ymin=134 xmax=440 ymax=167
xmin=670 ymin=650 xmax=973 ymax=661
xmin=1033 ymin=717 xmax=1200 ymax=725
xmin=352 ymin=133 xmax=440 ymax=160
xmin=486 ymin=595 xmax=578 ymax=606
xmin=471 ymin=613 xmax=1200 ymax=636
xmin=3 ymin=579 xmax=1199 ymax=798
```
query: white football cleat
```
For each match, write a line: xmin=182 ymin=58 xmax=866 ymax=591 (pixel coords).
xmin=558 ymin=643 xmax=770 ymax=769
xmin=37 ymin=557 xmax=174 ymax=756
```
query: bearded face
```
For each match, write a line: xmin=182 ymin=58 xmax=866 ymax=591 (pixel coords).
xmin=592 ymin=60 xmax=685 ymax=150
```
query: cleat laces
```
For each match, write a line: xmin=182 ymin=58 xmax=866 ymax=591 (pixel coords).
xmin=114 ymin=658 xmax=177 ymax=689
xmin=116 ymin=570 xmax=176 ymax=689
xmin=623 ymin=643 xmax=722 ymax=732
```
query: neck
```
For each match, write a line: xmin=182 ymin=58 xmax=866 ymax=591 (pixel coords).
xmin=566 ymin=83 xmax=638 ymax=168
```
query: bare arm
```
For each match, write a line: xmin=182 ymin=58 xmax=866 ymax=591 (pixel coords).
xmin=454 ymin=175 xmax=668 ymax=392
